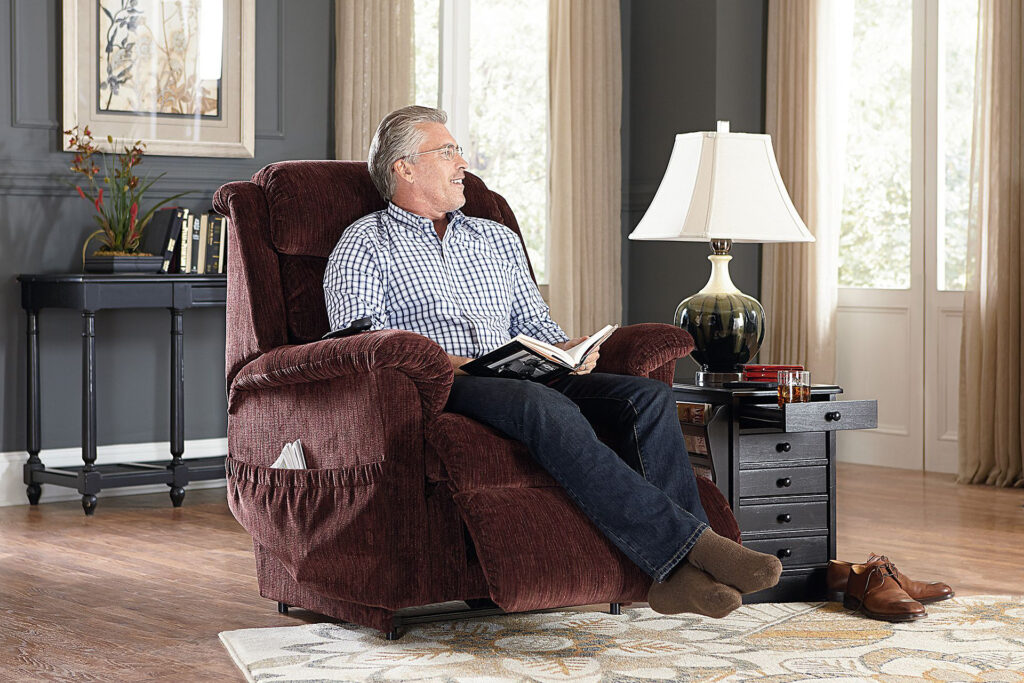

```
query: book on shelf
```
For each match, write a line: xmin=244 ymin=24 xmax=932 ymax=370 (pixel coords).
xmin=204 ymin=214 xmax=225 ymax=274
xmin=196 ymin=213 xmax=209 ymax=274
xmin=189 ymin=214 xmax=201 ymax=273
xmin=461 ymin=324 xmax=618 ymax=383
xmin=676 ymin=401 xmax=714 ymax=460
xmin=676 ymin=401 xmax=713 ymax=425
xmin=217 ymin=216 xmax=228 ymax=273
xmin=179 ymin=210 xmax=192 ymax=273
xmin=683 ymin=433 xmax=709 ymax=456
xmin=140 ymin=207 xmax=183 ymax=273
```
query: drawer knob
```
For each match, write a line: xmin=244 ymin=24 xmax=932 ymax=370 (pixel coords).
xmin=776 ymin=442 xmax=792 ymax=453
xmin=777 ymin=548 xmax=793 ymax=558
xmin=777 ymin=513 xmax=792 ymax=523
xmin=776 ymin=477 xmax=792 ymax=488
xmin=825 ymin=411 xmax=842 ymax=422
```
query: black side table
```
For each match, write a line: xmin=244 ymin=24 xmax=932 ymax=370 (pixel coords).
xmin=673 ymin=382 xmax=878 ymax=602
xmin=18 ymin=273 xmax=227 ymax=515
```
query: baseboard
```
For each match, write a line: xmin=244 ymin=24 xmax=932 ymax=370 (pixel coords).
xmin=0 ymin=437 xmax=227 ymax=507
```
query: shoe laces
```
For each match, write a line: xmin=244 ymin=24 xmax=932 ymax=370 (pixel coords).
xmin=853 ymin=563 xmax=898 ymax=610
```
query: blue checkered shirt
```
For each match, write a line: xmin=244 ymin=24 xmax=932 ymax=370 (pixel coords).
xmin=323 ymin=203 xmax=568 ymax=358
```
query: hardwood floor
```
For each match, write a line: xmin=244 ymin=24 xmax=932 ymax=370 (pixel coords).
xmin=1 ymin=462 xmax=1022 ymax=681
xmin=835 ymin=462 xmax=1024 ymax=596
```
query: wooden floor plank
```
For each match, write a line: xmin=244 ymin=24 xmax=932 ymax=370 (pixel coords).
xmin=1 ymin=463 xmax=1022 ymax=681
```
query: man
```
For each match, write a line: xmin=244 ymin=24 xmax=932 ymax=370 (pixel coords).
xmin=324 ymin=105 xmax=782 ymax=617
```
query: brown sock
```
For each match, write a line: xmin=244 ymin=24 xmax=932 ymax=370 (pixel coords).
xmin=647 ymin=563 xmax=742 ymax=617
xmin=687 ymin=529 xmax=783 ymax=594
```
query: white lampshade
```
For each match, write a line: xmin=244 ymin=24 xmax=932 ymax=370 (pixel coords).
xmin=628 ymin=123 xmax=815 ymax=244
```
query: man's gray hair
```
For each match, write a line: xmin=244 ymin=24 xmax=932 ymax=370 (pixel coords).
xmin=368 ymin=105 xmax=448 ymax=200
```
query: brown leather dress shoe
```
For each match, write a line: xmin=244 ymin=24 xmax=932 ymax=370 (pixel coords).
xmin=843 ymin=560 xmax=927 ymax=622
xmin=827 ymin=554 xmax=954 ymax=603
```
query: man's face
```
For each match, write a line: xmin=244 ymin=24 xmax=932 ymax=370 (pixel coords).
xmin=398 ymin=122 xmax=468 ymax=218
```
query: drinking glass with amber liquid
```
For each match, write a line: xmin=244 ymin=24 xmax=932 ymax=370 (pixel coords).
xmin=777 ymin=370 xmax=811 ymax=407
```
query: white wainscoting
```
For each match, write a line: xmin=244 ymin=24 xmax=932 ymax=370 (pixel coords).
xmin=924 ymin=306 xmax=962 ymax=474
xmin=835 ymin=300 xmax=923 ymax=470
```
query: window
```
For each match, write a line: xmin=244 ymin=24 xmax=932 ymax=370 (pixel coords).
xmin=838 ymin=0 xmax=978 ymax=291
xmin=413 ymin=0 xmax=550 ymax=284
xmin=938 ymin=0 xmax=978 ymax=291
xmin=839 ymin=0 xmax=913 ymax=289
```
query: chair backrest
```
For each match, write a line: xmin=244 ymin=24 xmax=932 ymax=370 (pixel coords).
xmin=214 ymin=161 xmax=531 ymax=384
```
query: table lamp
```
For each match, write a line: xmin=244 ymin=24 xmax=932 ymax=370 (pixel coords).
xmin=628 ymin=122 xmax=814 ymax=385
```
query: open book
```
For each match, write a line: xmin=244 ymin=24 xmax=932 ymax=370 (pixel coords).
xmin=461 ymin=324 xmax=619 ymax=382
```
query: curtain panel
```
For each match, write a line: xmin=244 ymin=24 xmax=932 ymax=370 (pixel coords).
xmin=334 ymin=0 xmax=414 ymax=161
xmin=959 ymin=0 xmax=1024 ymax=487
xmin=761 ymin=0 xmax=849 ymax=382
xmin=547 ymin=0 xmax=622 ymax=337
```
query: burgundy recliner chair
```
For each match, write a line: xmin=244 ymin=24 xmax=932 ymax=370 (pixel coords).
xmin=213 ymin=161 xmax=741 ymax=637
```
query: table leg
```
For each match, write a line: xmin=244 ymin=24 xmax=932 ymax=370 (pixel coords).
xmin=168 ymin=308 xmax=187 ymax=507
xmin=24 ymin=310 xmax=42 ymax=505
xmin=80 ymin=310 xmax=99 ymax=515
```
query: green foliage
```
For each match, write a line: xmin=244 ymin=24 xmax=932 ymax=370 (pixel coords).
xmin=65 ymin=125 xmax=190 ymax=253
xmin=940 ymin=0 xmax=977 ymax=291
xmin=840 ymin=0 xmax=976 ymax=291
xmin=839 ymin=0 xmax=913 ymax=289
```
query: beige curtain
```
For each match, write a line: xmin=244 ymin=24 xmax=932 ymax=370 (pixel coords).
xmin=760 ymin=0 xmax=849 ymax=382
xmin=547 ymin=0 xmax=622 ymax=337
xmin=334 ymin=0 xmax=414 ymax=161
xmin=958 ymin=1 xmax=1024 ymax=487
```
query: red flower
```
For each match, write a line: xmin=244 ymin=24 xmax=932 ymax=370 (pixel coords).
xmin=76 ymin=186 xmax=87 ymax=201
xmin=129 ymin=202 xmax=138 ymax=229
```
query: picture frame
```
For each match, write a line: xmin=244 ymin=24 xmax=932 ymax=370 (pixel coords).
xmin=62 ymin=0 xmax=255 ymax=158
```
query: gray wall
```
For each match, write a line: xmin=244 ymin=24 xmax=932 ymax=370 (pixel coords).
xmin=621 ymin=0 xmax=767 ymax=380
xmin=0 ymin=0 xmax=332 ymax=452
xmin=0 ymin=0 xmax=765 ymax=452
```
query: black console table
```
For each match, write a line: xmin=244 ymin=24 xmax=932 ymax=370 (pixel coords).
xmin=673 ymin=383 xmax=878 ymax=603
xmin=18 ymin=273 xmax=227 ymax=515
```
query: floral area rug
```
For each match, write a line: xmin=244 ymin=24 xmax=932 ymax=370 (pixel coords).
xmin=219 ymin=596 xmax=1024 ymax=682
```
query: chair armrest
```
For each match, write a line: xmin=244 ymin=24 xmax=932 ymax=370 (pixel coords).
xmin=595 ymin=323 xmax=694 ymax=383
xmin=230 ymin=329 xmax=454 ymax=418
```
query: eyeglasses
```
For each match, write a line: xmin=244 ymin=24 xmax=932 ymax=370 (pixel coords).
xmin=403 ymin=144 xmax=464 ymax=162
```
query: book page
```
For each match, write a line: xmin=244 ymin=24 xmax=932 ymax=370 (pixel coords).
xmin=565 ymin=324 xmax=618 ymax=365
xmin=514 ymin=336 xmax=573 ymax=366
xmin=513 ymin=324 xmax=618 ymax=369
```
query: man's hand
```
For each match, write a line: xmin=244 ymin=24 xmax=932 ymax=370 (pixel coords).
xmin=448 ymin=354 xmax=472 ymax=376
xmin=556 ymin=337 xmax=600 ymax=376
xmin=554 ymin=336 xmax=588 ymax=351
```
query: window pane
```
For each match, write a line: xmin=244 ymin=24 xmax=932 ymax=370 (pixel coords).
xmin=413 ymin=0 xmax=440 ymax=108
xmin=467 ymin=0 xmax=548 ymax=283
xmin=839 ymin=0 xmax=913 ymax=289
xmin=939 ymin=0 xmax=977 ymax=291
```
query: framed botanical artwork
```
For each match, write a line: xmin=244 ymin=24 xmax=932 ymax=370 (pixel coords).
xmin=62 ymin=0 xmax=255 ymax=158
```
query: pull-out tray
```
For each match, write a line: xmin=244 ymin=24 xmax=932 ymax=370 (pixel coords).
xmin=740 ymin=399 xmax=877 ymax=432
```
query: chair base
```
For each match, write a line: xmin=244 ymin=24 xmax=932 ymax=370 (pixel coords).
xmin=276 ymin=599 xmax=628 ymax=639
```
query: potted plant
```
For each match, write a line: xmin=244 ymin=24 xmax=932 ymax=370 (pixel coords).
xmin=65 ymin=125 xmax=191 ymax=272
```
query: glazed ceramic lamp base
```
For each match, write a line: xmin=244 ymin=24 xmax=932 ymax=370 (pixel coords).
xmin=674 ymin=240 xmax=765 ymax=385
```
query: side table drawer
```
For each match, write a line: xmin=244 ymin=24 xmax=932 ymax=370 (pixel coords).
xmin=737 ymin=500 xmax=828 ymax=533
xmin=743 ymin=535 xmax=828 ymax=568
xmin=739 ymin=432 xmax=825 ymax=464
xmin=739 ymin=465 xmax=827 ymax=498
xmin=740 ymin=399 xmax=878 ymax=432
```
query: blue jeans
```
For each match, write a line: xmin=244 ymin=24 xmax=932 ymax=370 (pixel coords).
xmin=445 ymin=372 xmax=709 ymax=581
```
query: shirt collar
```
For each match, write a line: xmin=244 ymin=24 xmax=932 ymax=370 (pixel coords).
xmin=386 ymin=202 xmax=469 ymax=237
